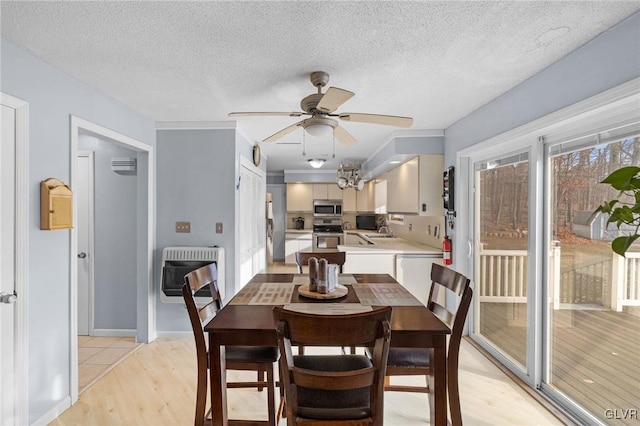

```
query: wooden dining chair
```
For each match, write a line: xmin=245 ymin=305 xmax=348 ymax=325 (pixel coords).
xmin=295 ymin=251 xmax=346 ymax=273
xmin=294 ymin=250 xmax=350 ymax=355
xmin=366 ymin=263 xmax=472 ymax=426
xmin=273 ymin=305 xmax=392 ymax=426
xmin=182 ymin=263 xmax=279 ymax=426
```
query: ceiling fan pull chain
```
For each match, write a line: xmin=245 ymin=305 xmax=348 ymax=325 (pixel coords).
xmin=332 ymin=135 xmax=336 ymax=159
xmin=302 ymin=130 xmax=306 ymax=156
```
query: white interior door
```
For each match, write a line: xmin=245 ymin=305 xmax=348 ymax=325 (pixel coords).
xmin=238 ymin=159 xmax=266 ymax=293
xmin=76 ymin=153 xmax=94 ymax=336
xmin=0 ymin=104 xmax=17 ymax=424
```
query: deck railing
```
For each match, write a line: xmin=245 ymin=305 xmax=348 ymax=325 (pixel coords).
xmin=477 ymin=248 xmax=528 ymax=303
xmin=479 ymin=243 xmax=640 ymax=311
xmin=611 ymin=251 xmax=640 ymax=311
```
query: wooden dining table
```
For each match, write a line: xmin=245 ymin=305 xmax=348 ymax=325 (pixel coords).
xmin=204 ymin=273 xmax=451 ymax=426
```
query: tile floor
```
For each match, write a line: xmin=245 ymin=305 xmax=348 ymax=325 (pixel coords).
xmin=78 ymin=336 xmax=142 ymax=394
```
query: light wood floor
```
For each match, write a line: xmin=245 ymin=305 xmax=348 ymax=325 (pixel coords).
xmin=51 ymin=337 xmax=565 ymax=425
xmin=54 ymin=264 xmax=567 ymax=425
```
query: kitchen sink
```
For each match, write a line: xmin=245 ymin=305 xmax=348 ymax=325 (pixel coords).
xmin=364 ymin=233 xmax=395 ymax=238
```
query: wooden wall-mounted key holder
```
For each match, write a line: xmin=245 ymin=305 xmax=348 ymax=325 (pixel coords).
xmin=40 ymin=178 xmax=73 ymax=230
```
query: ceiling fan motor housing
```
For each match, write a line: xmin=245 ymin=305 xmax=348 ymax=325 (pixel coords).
xmin=300 ymin=93 xmax=325 ymax=114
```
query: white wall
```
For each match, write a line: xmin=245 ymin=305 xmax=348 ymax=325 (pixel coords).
xmin=1 ymin=39 xmax=155 ymax=423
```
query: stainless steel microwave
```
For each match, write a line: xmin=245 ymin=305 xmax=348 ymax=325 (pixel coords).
xmin=313 ymin=199 xmax=342 ymax=217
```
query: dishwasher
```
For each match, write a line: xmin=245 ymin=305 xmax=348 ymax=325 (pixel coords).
xmin=395 ymin=254 xmax=444 ymax=307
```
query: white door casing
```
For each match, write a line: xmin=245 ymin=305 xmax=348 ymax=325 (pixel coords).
xmin=0 ymin=93 xmax=29 ymax=426
xmin=76 ymin=153 xmax=94 ymax=336
xmin=0 ymin=104 xmax=17 ymax=424
xmin=70 ymin=116 xmax=155 ymax=404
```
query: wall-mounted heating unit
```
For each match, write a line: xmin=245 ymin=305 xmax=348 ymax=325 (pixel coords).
xmin=160 ymin=246 xmax=225 ymax=304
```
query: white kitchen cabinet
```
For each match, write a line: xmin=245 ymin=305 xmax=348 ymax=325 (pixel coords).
xmin=342 ymin=187 xmax=357 ymax=212
xmin=387 ymin=157 xmax=418 ymax=214
xmin=394 ymin=255 xmax=444 ymax=306
xmin=374 ymin=180 xmax=387 ymax=214
xmin=343 ymin=253 xmax=395 ymax=275
xmin=313 ymin=183 xmax=342 ymax=200
xmin=286 ymin=183 xmax=313 ymax=212
xmin=419 ymin=155 xmax=445 ymax=216
xmin=356 ymin=181 xmax=375 ymax=212
xmin=285 ymin=232 xmax=313 ymax=264
xmin=385 ymin=155 xmax=444 ymax=215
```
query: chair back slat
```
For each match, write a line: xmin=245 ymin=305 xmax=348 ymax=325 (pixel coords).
xmin=273 ymin=308 xmax=389 ymax=347
xmin=293 ymin=367 xmax=376 ymax=390
xmin=295 ymin=251 xmax=346 ymax=273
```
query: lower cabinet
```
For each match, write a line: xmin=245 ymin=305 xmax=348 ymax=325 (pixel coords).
xmin=285 ymin=232 xmax=313 ymax=264
xmin=394 ymin=255 xmax=444 ymax=306
xmin=343 ymin=253 xmax=395 ymax=275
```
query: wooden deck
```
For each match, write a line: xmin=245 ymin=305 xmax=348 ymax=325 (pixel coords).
xmin=480 ymin=303 xmax=640 ymax=425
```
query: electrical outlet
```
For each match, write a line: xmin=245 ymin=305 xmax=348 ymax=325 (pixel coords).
xmin=408 ymin=223 xmax=413 ymax=231
xmin=216 ymin=222 xmax=223 ymax=234
xmin=176 ymin=221 xmax=191 ymax=233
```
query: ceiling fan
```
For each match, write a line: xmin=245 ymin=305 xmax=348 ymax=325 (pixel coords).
xmin=228 ymin=71 xmax=413 ymax=146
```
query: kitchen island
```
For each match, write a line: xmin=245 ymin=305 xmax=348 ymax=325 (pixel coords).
xmin=338 ymin=231 xmax=443 ymax=306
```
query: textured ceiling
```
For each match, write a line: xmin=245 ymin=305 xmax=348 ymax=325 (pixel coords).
xmin=2 ymin=1 xmax=639 ymax=172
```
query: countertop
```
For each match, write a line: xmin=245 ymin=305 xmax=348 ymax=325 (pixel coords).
xmin=340 ymin=231 xmax=443 ymax=256
xmin=285 ymin=229 xmax=313 ymax=234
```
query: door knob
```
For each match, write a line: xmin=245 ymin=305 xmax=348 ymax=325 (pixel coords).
xmin=1 ymin=292 xmax=17 ymax=304
xmin=78 ymin=252 xmax=87 ymax=259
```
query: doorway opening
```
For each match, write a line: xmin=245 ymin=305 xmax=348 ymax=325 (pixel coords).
xmin=70 ymin=116 xmax=155 ymax=404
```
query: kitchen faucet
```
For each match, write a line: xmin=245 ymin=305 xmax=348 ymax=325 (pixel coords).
xmin=378 ymin=226 xmax=390 ymax=235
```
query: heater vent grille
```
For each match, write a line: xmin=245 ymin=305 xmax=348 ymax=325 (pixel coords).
xmin=111 ymin=157 xmax=137 ymax=173
xmin=160 ymin=246 xmax=225 ymax=303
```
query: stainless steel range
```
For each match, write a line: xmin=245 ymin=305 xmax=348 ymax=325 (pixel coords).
xmin=312 ymin=218 xmax=344 ymax=252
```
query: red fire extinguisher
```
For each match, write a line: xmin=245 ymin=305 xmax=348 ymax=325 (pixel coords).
xmin=443 ymin=236 xmax=452 ymax=265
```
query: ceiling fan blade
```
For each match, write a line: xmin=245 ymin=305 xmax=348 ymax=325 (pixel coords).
xmin=333 ymin=125 xmax=358 ymax=146
xmin=228 ymin=111 xmax=305 ymax=117
xmin=316 ymin=87 xmax=355 ymax=113
xmin=263 ymin=121 xmax=303 ymax=143
xmin=338 ymin=113 xmax=413 ymax=128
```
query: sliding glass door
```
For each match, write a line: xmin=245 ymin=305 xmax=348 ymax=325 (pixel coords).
xmin=473 ymin=151 xmax=531 ymax=372
xmin=545 ymin=133 xmax=640 ymax=424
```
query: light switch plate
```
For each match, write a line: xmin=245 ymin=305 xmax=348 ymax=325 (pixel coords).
xmin=176 ymin=221 xmax=191 ymax=233
xmin=216 ymin=222 xmax=223 ymax=234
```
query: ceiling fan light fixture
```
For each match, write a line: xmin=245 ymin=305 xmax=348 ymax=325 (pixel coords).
xmin=301 ymin=117 xmax=337 ymax=137
xmin=308 ymin=159 xmax=326 ymax=168
xmin=304 ymin=123 xmax=333 ymax=137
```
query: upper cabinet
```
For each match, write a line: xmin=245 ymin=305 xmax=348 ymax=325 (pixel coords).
xmin=385 ymin=155 xmax=444 ymax=215
xmin=342 ymin=187 xmax=357 ymax=212
xmin=286 ymin=154 xmax=442 ymax=214
xmin=313 ymin=183 xmax=343 ymax=200
xmin=356 ymin=181 xmax=375 ymax=212
xmin=374 ymin=180 xmax=387 ymax=214
xmin=286 ymin=183 xmax=314 ymax=212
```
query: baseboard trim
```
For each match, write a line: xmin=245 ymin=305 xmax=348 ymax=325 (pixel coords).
xmin=92 ymin=329 xmax=137 ymax=338
xmin=31 ymin=396 xmax=71 ymax=426
xmin=155 ymin=331 xmax=192 ymax=339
